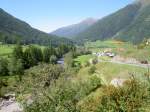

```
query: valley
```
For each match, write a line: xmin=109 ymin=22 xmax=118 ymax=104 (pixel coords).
xmin=0 ymin=39 xmax=150 ymax=112
xmin=0 ymin=0 xmax=150 ymax=112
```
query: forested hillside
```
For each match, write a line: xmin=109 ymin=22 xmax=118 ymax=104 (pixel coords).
xmin=75 ymin=0 xmax=150 ymax=44
xmin=115 ymin=3 xmax=150 ymax=43
xmin=0 ymin=8 xmax=73 ymax=46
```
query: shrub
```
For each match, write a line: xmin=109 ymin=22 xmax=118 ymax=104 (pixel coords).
xmin=84 ymin=61 xmax=90 ymax=67
xmin=88 ymin=66 xmax=96 ymax=74
xmin=0 ymin=58 xmax=8 ymax=76
xmin=96 ymin=78 xmax=149 ymax=112
xmin=49 ymin=55 xmax=57 ymax=64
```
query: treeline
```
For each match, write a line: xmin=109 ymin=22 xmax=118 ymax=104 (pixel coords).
xmin=0 ymin=44 xmax=74 ymax=77
xmin=64 ymin=47 xmax=91 ymax=69
xmin=0 ymin=8 xmax=74 ymax=46
xmin=0 ymin=32 xmax=74 ymax=47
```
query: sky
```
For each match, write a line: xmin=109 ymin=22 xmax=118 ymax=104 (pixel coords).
xmin=0 ymin=0 xmax=134 ymax=33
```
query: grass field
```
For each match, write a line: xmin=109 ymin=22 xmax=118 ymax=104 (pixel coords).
xmin=0 ymin=44 xmax=14 ymax=57
xmin=0 ymin=44 xmax=46 ymax=58
xmin=85 ymin=40 xmax=132 ymax=52
xmin=85 ymin=40 xmax=150 ymax=62
xmin=74 ymin=54 xmax=94 ymax=65
xmin=95 ymin=62 xmax=147 ymax=83
xmin=76 ymin=62 xmax=147 ymax=84
xmin=114 ymin=46 xmax=150 ymax=61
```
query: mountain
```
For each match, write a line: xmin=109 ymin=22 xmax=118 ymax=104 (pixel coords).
xmin=0 ymin=8 xmax=73 ymax=46
xmin=75 ymin=0 xmax=150 ymax=44
xmin=115 ymin=0 xmax=150 ymax=43
xmin=51 ymin=18 xmax=97 ymax=38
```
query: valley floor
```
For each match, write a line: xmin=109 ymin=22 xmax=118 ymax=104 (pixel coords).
xmin=0 ymin=40 xmax=150 ymax=112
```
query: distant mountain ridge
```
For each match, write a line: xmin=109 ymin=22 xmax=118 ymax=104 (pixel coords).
xmin=0 ymin=8 xmax=72 ymax=46
xmin=51 ymin=18 xmax=97 ymax=38
xmin=74 ymin=0 xmax=150 ymax=44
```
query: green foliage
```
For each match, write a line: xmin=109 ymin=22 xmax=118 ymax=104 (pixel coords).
xmin=0 ymin=58 xmax=8 ymax=76
xmin=8 ymin=58 xmax=24 ymax=76
xmin=84 ymin=61 xmax=90 ymax=67
xmin=12 ymin=44 xmax=23 ymax=59
xmin=89 ymin=76 xmax=102 ymax=91
xmin=64 ymin=52 xmax=74 ymax=68
xmin=116 ymin=4 xmax=150 ymax=44
xmin=0 ymin=9 xmax=73 ymax=46
xmin=96 ymin=78 xmax=149 ymax=112
xmin=23 ymin=46 xmax=43 ymax=68
xmin=0 ymin=78 xmax=8 ymax=97
xmin=75 ymin=2 xmax=150 ymax=44
xmin=88 ymin=66 xmax=96 ymax=74
xmin=76 ymin=3 xmax=140 ymax=43
xmin=24 ymin=73 xmax=102 ymax=112
xmin=0 ymin=44 xmax=14 ymax=58
xmin=92 ymin=58 xmax=98 ymax=65
xmin=49 ymin=55 xmax=57 ymax=64
xmin=43 ymin=47 xmax=55 ymax=63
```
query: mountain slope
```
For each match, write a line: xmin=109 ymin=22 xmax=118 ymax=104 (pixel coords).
xmin=75 ymin=3 xmax=141 ymax=42
xmin=51 ymin=18 xmax=97 ymax=38
xmin=0 ymin=8 xmax=72 ymax=46
xmin=115 ymin=1 xmax=150 ymax=43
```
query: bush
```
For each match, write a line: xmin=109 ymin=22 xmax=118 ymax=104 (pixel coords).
xmin=8 ymin=58 xmax=24 ymax=76
xmin=49 ymin=55 xmax=57 ymax=64
xmin=0 ymin=58 xmax=8 ymax=76
xmin=88 ymin=66 xmax=96 ymax=74
xmin=96 ymin=78 xmax=149 ymax=112
xmin=84 ymin=61 xmax=90 ymax=67
xmin=90 ymin=58 xmax=98 ymax=65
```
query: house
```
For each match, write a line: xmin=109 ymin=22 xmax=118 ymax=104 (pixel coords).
xmin=105 ymin=52 xmax=115 ymax=57
xmin=92 ymin=51 xmax=115 ymax=58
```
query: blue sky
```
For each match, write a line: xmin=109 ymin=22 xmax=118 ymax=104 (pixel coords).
xmin=0 ymin=0 xmax=134 ymax=32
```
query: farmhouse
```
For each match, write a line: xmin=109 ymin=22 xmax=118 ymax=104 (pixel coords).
xmin=92 ymin=51 xmax=115 ymax=58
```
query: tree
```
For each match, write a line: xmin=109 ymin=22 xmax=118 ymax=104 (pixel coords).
xmin=64 ymin=52 xmax=74 ymax=68
xmin=13 ymin=44 xmax=23 ymax=59
xmin=43 ymin=48 xmax=50 ymax=63
xmin=0 ymin=58 xmax=8 ymax=76
xmin=43 ymin=47 xmax=56 ymax=63
xmin=49 ymin=55 xmax=57 ymax=64
xmin=88 ymin=66 xmax=96 ymax=74
xmin=23 ymin=47 xmax=32 ymax=68
xmin=16 ymin=59 xmax=24 ymax=81
xmin=8 ymin=58 xmax=24 ymax=77
xmin=34 ymin=47 xmax=43 ymax=62
xmin=23 ymin=46 xmax=43 ymax=68
xmin=91 ymin=58 xmax=98 ymax=65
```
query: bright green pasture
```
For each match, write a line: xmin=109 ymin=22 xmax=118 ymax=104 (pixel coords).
xmin=77 ymin=62 xmax=147 ymax=84
xmin=74 ymin=54 xmax=94 ymax=65
xmin=0 ymin=44 xmax=14 ymax=57
xmin=0 ymin=44 xmax=46 ymax=58
xmin=85 ymin=40 xmax=150 ymax=62
xmin=95 ymin=62 xmax=147 ymax=83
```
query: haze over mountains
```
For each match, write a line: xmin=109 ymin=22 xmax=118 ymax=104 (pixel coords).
xmin=0 ymin=8 xmax=72 ymax=46
xmin=51 ymin=18 xmax=97 ymax=38
xmin=52 ymin=0 xmax=150 ymax=44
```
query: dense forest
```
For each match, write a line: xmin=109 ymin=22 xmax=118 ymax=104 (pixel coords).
xmin=73 ymin=1 xmax=150 ymax=44
xmin=0 ymin=8 xmax=73 ymax=46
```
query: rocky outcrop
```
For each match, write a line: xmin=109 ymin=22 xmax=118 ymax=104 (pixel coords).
xmin=0 ymin=94 xmax=23 ymax=112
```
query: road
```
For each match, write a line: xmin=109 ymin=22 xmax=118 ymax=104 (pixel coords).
xmin=98 ymin=60 xmax=150 ymax=68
